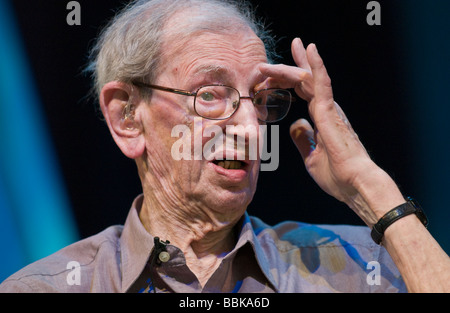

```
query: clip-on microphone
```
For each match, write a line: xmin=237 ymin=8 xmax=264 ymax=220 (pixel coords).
xmin=152 ymin=237 xmax=170 ymax=265
xmin=148 ymin=237 xmax=170 ymax=293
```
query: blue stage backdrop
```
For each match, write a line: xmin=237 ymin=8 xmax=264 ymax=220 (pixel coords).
xmin=0 ymin=0 xmax=78 ymax=281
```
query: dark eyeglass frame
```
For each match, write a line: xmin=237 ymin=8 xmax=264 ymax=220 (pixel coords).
xmin=131 ymin=81 xmax=292 ymax=122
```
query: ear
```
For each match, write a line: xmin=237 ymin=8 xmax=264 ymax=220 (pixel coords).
xmin=99 ymin=81 xmax=146 ymax=159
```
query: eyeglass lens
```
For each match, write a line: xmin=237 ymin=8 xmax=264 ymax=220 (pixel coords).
xmin=194 ymin=86 xmax=291 ymax=122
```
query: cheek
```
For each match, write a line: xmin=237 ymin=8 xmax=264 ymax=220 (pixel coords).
xmin=141 ymin=103 xmax=204 ymax=183
xmin=143 ymin=99 xmax=191 ymax=153
xmin=141 ymin=114 xmax=180 ymax=179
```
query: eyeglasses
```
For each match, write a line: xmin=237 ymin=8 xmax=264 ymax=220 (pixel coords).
xmin=132 ymin=81 xmax=292 ymax=123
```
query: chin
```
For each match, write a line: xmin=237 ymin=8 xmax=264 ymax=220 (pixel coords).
xmin=205 ymin=187 xmax=255 ymax=215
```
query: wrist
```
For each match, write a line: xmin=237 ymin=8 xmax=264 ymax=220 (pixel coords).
xmin=347 ymin=165 xmax=405 ymax=226
xmin=371 ymin=197 xmax=428 ymax=245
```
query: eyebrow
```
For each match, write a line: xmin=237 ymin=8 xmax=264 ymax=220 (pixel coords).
xmin=190 ymin=63 xmax=266 ymax=92
xmin=193 ymin=64 xmax=232 ymax=80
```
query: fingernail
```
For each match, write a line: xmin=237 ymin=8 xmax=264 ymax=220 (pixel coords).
xmin=294 ymin=128 xmax=302 ymax=139
xmin=255 ymin=80 xmax=268 ymax=91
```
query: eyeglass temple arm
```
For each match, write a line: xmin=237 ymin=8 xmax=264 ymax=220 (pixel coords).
xmin=132 ymin=81 xmax=195 ymax=96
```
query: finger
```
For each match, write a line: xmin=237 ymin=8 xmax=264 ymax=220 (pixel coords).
xmin=258 ymin=63 xmax=313 ymax=101
xmin=289 ymin=118 xmax=315 ymax=162
xmin=305 ymin=45 xmax=354 ymax=150
xmin=255 ymin=76 xmax=292 ymax=91
xmin=291 ymin=38 xmax=311 ymax=72
xmin=305 ymin=45 xmax=368 ymax=157
xmin=258 ymin=63 xmax=311 ymax=89
xmin=306 ymin=44 xmax=334 ymax=105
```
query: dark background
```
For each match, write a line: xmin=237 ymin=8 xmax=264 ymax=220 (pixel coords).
xmin=9 ymin=0 xmax=448 ymax=253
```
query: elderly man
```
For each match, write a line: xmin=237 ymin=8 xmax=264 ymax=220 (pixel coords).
xmin=1 ymin=0 xmax=449 ymax=293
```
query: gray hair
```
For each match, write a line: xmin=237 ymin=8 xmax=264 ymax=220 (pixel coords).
xmin=85 ymin=0 xmax=278 ymax=100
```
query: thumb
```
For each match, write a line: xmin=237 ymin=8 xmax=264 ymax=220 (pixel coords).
xmin=290 ymin=118 xmax=315 ymax=161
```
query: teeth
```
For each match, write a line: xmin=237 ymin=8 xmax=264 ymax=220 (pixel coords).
xmin=216 ymin=160 xmax=243 ymax=170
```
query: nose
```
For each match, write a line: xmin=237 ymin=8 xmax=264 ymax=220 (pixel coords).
xmin=229 ymin=96 xmax=261 ymax=127
xmin=222 ymin=97 xmax=261 ymax=159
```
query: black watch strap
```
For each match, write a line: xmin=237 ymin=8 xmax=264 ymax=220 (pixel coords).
xmin=371 ymin=197 xmax=428 ymax=245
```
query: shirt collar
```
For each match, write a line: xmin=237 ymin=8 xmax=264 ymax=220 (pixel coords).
xmin=237 ymin=213 xmax=280 ymax=292
xmin=119 ymin=194 xmax=278 ymax=292
xmin=119 ymin=195 xmax=156 ymax=292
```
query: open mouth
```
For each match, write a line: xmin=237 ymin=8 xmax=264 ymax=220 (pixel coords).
xmin=212 ymin=160 xmax=246 ymax=170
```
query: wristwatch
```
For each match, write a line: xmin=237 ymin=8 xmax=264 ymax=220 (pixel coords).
xmin=371 ymin=197 xmax=429 ymax=245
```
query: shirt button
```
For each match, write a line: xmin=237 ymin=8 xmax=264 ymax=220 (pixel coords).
xmin=158 ymin=251 xmax=170 ymax=263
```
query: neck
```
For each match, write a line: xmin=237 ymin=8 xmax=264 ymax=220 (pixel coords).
xmin=136 ymin=158 xmax=244 ymax=254
xmin=135 ymin=154 xmax=248 ymax=286
xmin=139 ymin=194 xmax=238 ymax=254
xmin=139 ymin=193 xmax=240 ymax=287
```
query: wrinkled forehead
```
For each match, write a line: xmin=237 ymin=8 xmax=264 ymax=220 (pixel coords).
xmin=156 ymin=8 xmax=268 ymax=75
xmin=161 ymin=32 xmax=267 ymax=87
xmin=157 ymin=21 xmax=266 ymax=86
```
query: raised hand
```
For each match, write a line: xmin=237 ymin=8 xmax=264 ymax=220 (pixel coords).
xmin=259 ymin=38 xmax=399 ymax=225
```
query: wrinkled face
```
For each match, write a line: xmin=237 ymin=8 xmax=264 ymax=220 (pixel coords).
xmin=139 ymin=28 xmax=268 ymax=217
